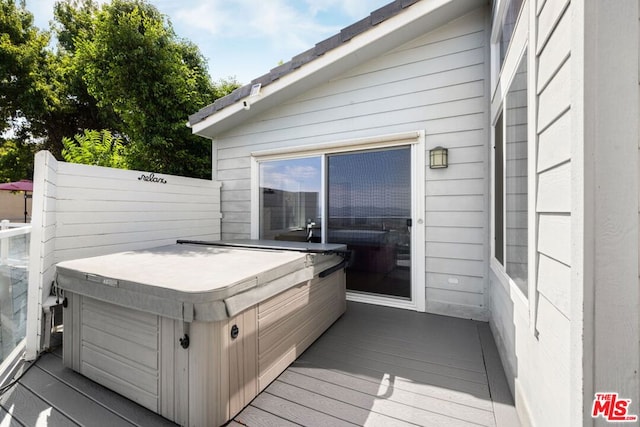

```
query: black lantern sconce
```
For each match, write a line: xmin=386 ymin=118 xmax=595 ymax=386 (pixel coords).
xmin=429 ymin=146 xmax=448 ymax=169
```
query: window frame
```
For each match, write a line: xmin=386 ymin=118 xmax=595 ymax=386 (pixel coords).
xmin=504 ymin=52 xmax=529 ymax=296
xmin=490 ymin=0 xmax=528 ymax=103
xmin=492 ymin=46 xmax=530 ymax=298
xmin=491 ymin=13 xmax=533 ymax=304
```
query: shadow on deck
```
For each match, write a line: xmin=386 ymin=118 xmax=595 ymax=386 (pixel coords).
xmin=0 ymin=302 xmax=519 ymax=426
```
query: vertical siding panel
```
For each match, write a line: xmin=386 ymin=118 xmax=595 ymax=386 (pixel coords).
xmin=26 ymin=152 xmax=59 ymax=359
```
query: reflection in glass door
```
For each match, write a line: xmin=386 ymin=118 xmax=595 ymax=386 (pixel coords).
xmin=327 ymin=147 xmax=411 ymax=299
xmin=259 ymin=157 xmax=322 ymax=242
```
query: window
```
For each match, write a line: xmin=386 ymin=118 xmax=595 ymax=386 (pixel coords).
xmin=498 ymin=0 xmax=524 ymax=69
xmin=259 ymin=157 xmax=322 ymax=241
xmin=494 ymin=51 xmax=528 ymax=295
xmin=505 ymin=52 xmax=528 ymax=294
xmin=494 ymin=113 xmax=504 ymax=265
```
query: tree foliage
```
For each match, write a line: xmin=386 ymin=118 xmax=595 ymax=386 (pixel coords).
xmin=75 ymin=0 xmax=216 ymax=177
xmin=0 ymin=0 xmax=241 ymax=180
xmin=214 ymin=76 xmax=242 ymax=99
xmin=0 ymin=139 xmax=37 ymax=182
xmin=62 ymin=129 xmax=127 ymax=168
xmin=0 ymin=0 xmax=51 ymax=140
xmin=43 ymin=0 xmax=119 ymax=158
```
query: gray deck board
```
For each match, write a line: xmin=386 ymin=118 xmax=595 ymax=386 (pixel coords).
xmin=10 ymin=301 xmax=518 ymax=427
xmin=0 ymin=408 xmax=23 ymax=427
xmin=300 ymin=343 xmax=491 ymax=397
xmin=0 ymin=394 xmax=26 ymax=427
xmin=236 ymin=302 xmax=519 ymax=427
xmin=277 ymin=370 xmax=495 ymax=426
xmin=264 ymin=381 xmax=425 ymax=427
xmin=291 ymin=354 xmax=494 ymax=412
xmin=6 ymin=351 xmax=176 ymax=427
xmin=234 ymin=405 xmax=301 ymax=427
xmin=252 ymin=393 xmax=358 ymax=426
xmin=19 ymin=364 xmax=137 ymax=427
xmin=35 ymin=353 xmax=175 ymax=427
xmin=304 ymin=332 xmax=488 ymax=383
xmin=333 ymin=305 xmax=485 ymax=360
xmin=321 ymin=327 xmax=486 ymax=372
xmin=283 ymin=366 xmax=496 ymax=425
xmin=477 ymin=323 xmax=520 ymax=427
xmin=0 ymin=382 xmax=77 ymax=426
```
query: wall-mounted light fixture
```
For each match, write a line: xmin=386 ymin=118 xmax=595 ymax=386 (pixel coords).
xmin=429 ymin=146 xmax=448 ymax=169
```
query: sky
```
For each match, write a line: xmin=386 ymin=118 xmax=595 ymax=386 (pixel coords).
xmin=259 ymin=148 xmax=411 ymax=211
xmin=261 ymin=157 xmax=321 ymax=192
xmin=25 ymin=0 xmax=391 ymax=84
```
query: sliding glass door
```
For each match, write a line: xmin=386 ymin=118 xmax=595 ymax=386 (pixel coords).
xmin=327 ymin=147 xmax=412 ymax=299
xmin=258 ymin=146 xmax=413 ymax=301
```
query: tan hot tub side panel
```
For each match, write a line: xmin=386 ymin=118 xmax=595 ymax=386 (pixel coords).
xmin=257 ymin=271 xmax=346 ymax=390
xmin=63 ymin=269 xmax=346 ymax=427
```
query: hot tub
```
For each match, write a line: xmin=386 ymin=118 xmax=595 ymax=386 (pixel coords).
xmin=56 ymin=240 xmax=348 ymax=426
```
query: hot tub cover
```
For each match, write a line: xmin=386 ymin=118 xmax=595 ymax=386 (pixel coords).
xmin=55 ymin=240 xmax=347 ymax=322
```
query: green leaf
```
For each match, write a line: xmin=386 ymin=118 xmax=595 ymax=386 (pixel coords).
xmin=62 ymin=129 xmax=127 ymax=168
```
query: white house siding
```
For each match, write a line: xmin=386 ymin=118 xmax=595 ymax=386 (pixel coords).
xmin=214 ymin=7 xmax=490 ymax=319
xmin=489 ymin=0 xmax=572 ymax=425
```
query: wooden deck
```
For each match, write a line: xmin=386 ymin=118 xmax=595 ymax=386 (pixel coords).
xmin=0 ymin=302 xmax=518 ymax=426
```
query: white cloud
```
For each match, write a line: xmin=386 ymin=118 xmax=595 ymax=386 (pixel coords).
xmin=284 ymin=165 xmax=318 ymax=180
xmin=173 ymin=0 xmax=340 ymax=51
xmin=172 ymin=2 xmax=231 ymax=37
xmin=247 ymin=1 xmax=333 ymax=50
xmin=261 ymin=162 xmax=320 ymax=192
xmin=305 ymin=0 xmax=378 ymax=20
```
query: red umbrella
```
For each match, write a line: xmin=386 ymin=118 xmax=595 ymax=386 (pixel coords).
xmin=0 ymin=180 xmax=33 ymax=192
xmin=0 ymin=180 xmax=33 ymax=223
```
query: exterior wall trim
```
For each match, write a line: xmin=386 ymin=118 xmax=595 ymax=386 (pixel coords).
xmin=250 ymin=131 xmax=423 ymax=159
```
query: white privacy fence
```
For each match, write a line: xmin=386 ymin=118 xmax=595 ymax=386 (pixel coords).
xmin=0 ymin=221 xmax=31 ymax=364
xmin=26 ymin=151 xmax=222 ymax=359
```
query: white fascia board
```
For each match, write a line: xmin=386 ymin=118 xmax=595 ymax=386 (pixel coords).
xmin=192 ymin=0 xmax=487 ymax=138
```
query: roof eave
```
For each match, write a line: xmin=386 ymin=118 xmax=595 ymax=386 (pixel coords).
xmin=191 ymin=0 xmax=487 ymax=139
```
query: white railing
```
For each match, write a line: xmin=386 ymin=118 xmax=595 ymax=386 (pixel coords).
xmin=0 ymin=219 xmax=31 ymax=364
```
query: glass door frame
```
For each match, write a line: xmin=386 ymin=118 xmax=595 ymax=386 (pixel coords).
xmin=250 ymin=131 xmax=426 ymax=312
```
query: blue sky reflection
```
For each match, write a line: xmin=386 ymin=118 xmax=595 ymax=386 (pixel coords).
xmin=260 ymin=157 xmax=322 ymax=192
